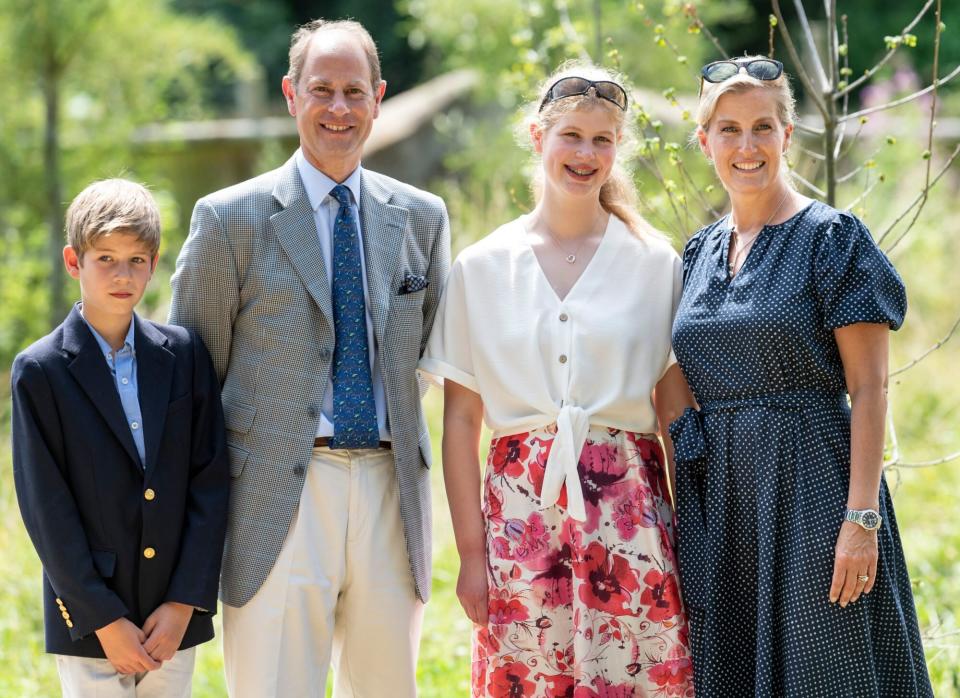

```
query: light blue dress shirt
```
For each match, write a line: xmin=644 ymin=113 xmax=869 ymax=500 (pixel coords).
xmin=81 ymin=311 xmax=146 ymax=467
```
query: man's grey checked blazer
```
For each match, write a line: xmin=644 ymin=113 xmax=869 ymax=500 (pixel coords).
xmin=169 ymin=154 xmax=450 ymax=606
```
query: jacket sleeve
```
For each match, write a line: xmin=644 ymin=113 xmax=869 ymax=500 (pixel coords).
xmin=11 ymin=354 xmax=128 ymax=639
xmin=163 ymin=334 xmax=230 ymax=612
xmin=169 ymin=198 xmax=240 ymax=385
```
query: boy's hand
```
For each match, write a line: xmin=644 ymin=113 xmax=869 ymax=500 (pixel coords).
xmin=142 ymin=601 xmax=194 ymax=661
xmin=95 ymin=617 xmax=162 ymax=675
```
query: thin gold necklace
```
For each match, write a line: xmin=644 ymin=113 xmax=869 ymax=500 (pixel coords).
xmin=535 ymin=216 xmax=606 ymax=265
xmin=729 ymin=190 xmax=790 ymax=274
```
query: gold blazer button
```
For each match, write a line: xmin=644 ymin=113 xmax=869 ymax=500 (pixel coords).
xmin=144 ymin=489 xmax=156 ymax=501
xmin=143 ymin=547 xmax=156 ymax=559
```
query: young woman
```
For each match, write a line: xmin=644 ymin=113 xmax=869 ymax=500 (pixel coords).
xmin=420 ymin=63 xmax=696 ymax=697
xmin=670 ymin=56 xmax=933 ymax=696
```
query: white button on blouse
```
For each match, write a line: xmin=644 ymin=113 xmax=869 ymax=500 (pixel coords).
xmin=419 ymin=215 xmax=683 ymax=521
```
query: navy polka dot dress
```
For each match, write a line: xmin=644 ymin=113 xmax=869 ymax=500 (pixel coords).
xmin=670 ymin=201 xmax=933 ymax=696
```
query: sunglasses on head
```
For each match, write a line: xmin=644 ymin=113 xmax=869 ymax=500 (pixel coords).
xmin=699 ymin=58 xmax=784 ymax=94
xmin=538 ymin=76 xmax=629 ymax=113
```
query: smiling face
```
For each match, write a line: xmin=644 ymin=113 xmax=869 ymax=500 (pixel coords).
xmin=698 ymin=87 xmax=793 ymax=198
xmin=532 ymin=104 xmax=620 ymax=202
xmin=64 ymin=230 xmax=158 ymax=328
xmin=282 ymin=30 xmax=386 ymax=182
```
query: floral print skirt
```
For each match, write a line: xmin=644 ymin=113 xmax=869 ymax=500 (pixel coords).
xmin=473 ymin=425 xmax=695 ymax=698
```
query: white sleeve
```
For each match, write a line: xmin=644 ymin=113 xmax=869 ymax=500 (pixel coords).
xmin=417 ymin=259 xmax=480 ymax=393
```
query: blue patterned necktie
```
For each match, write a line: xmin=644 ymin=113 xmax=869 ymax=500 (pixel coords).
xmin=329 ymin=185 xmax=380 ymax=449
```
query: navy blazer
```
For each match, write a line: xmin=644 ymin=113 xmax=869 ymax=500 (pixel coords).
xmin=11 ymin=305 xmax=229 ymax=658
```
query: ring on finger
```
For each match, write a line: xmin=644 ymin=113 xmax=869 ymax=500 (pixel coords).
xmin=856 ymin=574 xmax=869 ymax=583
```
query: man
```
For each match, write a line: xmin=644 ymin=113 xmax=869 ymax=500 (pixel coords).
xmin=169 ymin=19 xmax=450 ymax=697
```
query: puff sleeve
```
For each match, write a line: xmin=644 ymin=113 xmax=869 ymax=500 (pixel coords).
xmin=814 ymin=213 xmax=906 ymax=331
xmin=418 ymin=258 xmax=480 ymax=393
xmin=681 ymin=229 xmax=707 ymax=287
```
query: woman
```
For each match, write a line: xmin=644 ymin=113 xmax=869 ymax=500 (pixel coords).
xmin=420 ymin=63 xmax=696 ymax=696
xmin=670 ymin=56 xmax=933 ymax=695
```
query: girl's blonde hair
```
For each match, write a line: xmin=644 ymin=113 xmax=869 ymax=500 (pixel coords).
xmin=520 ymin=60 xmax=658 ymax=239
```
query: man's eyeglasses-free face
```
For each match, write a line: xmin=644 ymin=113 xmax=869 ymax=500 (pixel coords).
xmin=699 ymin=58 xmax=784 ymax=94
xmin=539 ymin=77 xmax=629 ymax=113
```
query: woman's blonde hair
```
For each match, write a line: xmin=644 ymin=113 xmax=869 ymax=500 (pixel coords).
xmin=520 ymin=60 xmax=658 ymax=239
xmin=695 ymin=56 xmax=798 ymax=131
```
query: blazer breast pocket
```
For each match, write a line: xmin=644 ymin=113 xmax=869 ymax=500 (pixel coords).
xmin=166 ymin=393 xmax=191 ymax=416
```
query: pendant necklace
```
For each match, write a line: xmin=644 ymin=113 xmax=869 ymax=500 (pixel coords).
xmin=729 ymin=189 xmax=791 ymax=275
xmin=541 ymin=218 xmax=603 ymax=264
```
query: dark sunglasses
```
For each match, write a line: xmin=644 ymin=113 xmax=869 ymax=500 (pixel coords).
xmin=538 ymin=76 xmax=628 ymax=113
xmin=700 ymin=58 xmax=784 ymax=92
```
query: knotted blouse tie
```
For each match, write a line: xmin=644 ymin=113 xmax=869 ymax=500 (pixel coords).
xmin=540 ymin=404 xmax=591 ymax=522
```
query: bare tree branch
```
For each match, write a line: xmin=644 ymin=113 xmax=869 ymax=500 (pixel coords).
xmin=795 ymin=121 xmax=826 ymax=136
xmin=837 ymin=145 xmax=883 ymax=183
xmin=833 ymin=13 xmax=852 ymax=158
xmin=688 ymin=3 xmax=729 ymax=59
xmin=771 ymin=0 xmax=828 ymax=118
xmin=892 ymin=451 xmax=960 ymax=468
xmin=878 ymin=143 xmax=960 ymax=246
xmin=844 ymin=174 xmax=881 ymax=212
xmin=840 ymin=62 xmax=960 ymax=122
xmin=797 ymin=144 xmax=826 ymax=161
xmin=890 ymin=311 xmax=960 ymax=377
xmin=790 ymin=170 xmax=827 ymax=197
xmin=836 ymin=0 xmax=938 ymax=98
xmin=793 ymin=0 xmax=830 ymax=91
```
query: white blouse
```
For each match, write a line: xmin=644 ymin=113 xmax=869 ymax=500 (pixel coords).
xmin=419 ymin=215 xmax=682 ymax=520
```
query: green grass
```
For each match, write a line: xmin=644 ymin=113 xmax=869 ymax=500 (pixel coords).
xmin=3 ymin=170 xmax=960 ymax=693
xmin=2 ymin=382 xmax=958 ymax=695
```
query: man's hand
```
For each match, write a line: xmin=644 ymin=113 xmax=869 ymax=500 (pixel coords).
xmin=142 ymin=602 xmax=194 ymax=661
xmin=95 ymin=617 xmax=161 ymax=675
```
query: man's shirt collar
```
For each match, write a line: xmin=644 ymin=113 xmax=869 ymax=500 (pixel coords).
xmin=295 ymin=148 xmax=362 ymax=211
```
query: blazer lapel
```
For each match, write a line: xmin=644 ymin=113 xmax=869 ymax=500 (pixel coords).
xmin=359 ymin=172 xmax=408 ymax=348
xmin=136 ymin=318 xmax=174 ymax=479
xmin=62 ymin=307 xmax=142 ymax=470
xmin=270 ymin=156 xmax=335 ymax=330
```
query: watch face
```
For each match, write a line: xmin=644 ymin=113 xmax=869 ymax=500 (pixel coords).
xmin=862 ymin=511 xmax=880 ymax=529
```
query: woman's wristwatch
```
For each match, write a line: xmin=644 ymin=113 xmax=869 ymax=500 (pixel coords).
xmin=845 ymin=508 xmax=883 ymax=531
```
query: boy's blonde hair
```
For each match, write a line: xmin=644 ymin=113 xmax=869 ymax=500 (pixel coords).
xmin=65 ymin=179 xmax=161 ymax=259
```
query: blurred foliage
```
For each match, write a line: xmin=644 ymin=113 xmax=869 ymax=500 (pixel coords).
xmin=173 ymin=0 xmax=427 ymax=100
xmin=0 ymin=0 xmax=256 ymax=365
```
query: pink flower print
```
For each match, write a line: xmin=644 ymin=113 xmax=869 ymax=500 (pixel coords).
xmin=491 ymin=536 xmax=513 ymax=561
xmin=647 ymin=654 xmax=694 ymax=696
xmin=578 ymin=442 xmax=628 ymax=507
xmin=512 ymin=512 xmax=549 ymax=563
xmin=574 ymin=542 xmax=640 ymax=616
xmin=531 ymin=544 xmax=573 ymax=609
xmin=488 ymin=595 xmax=530 ymax=627
xmin=490 ymin=436 xmax=530 ymax=479
xmin=573 ymin=675 xmax=637 ymax=698
xmin=612 ymin=486 xmax=659 ymax=542
xmin=639 ymin=569 xmax=683 ymax=624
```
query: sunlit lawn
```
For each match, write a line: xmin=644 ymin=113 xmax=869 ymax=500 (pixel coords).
xmin=2 ymin=380 xmax=958 ymax=695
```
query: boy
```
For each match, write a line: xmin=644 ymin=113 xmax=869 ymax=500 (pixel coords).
xmin=11 ymin=179 xmax=229 ymax=697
